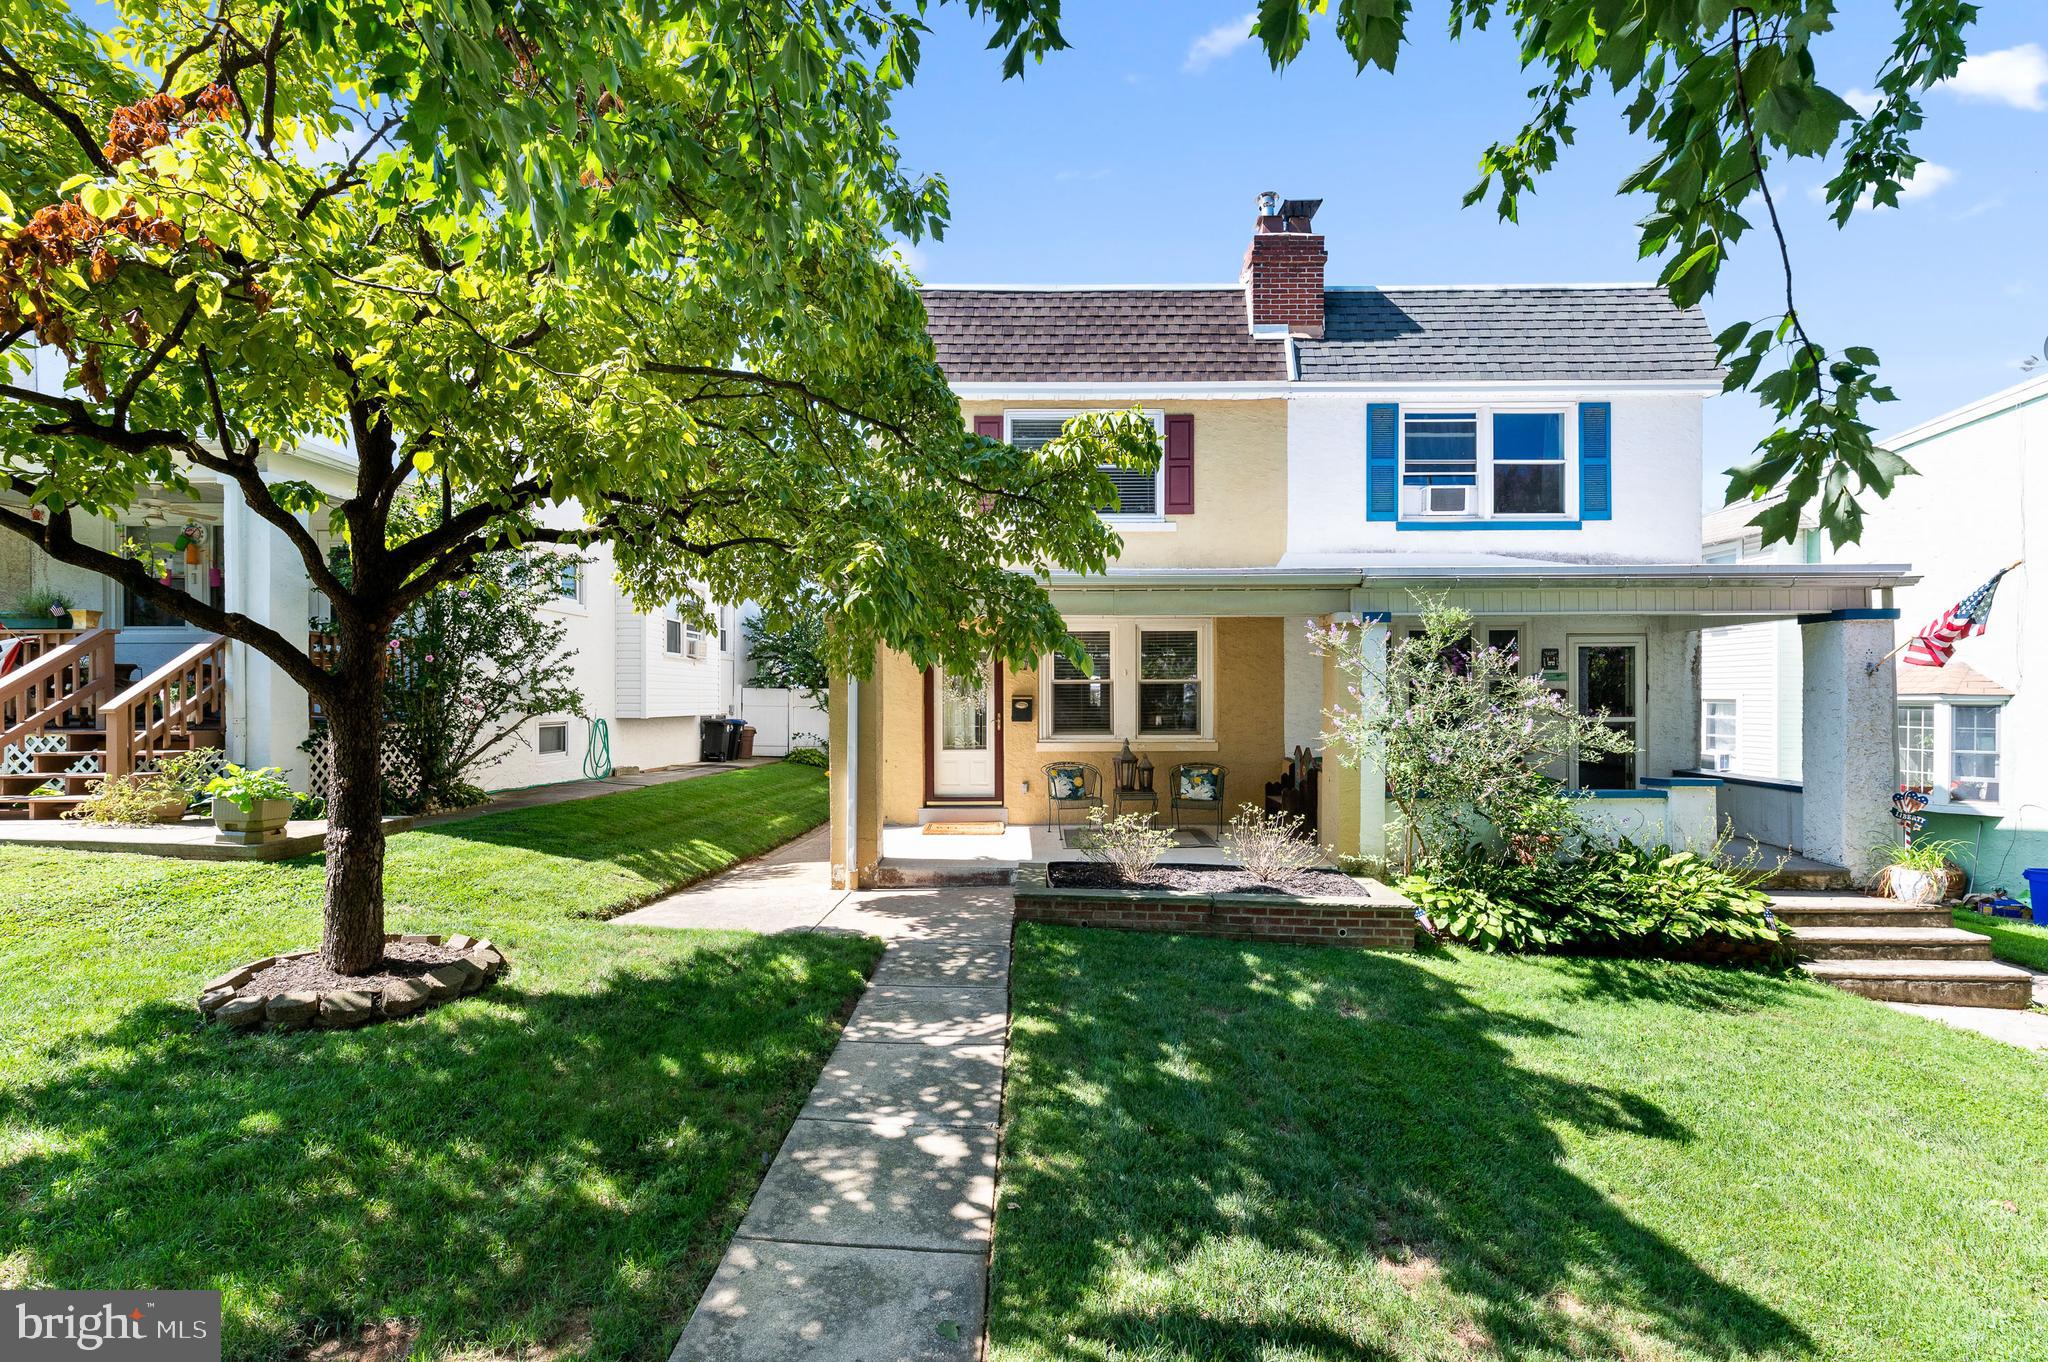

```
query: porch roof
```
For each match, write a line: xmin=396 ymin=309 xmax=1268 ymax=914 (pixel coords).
xmin=1042 ymin=561 xmax=1917 ymax=619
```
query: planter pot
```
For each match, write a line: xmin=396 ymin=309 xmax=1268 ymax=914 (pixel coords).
xmin=68 ymin=609 xmax=103 ymax=629
xmin=1881 ymin=864 xmax=1963 ymax=905
xmin=214 ymin=797 xmax=294 ymax=845
xmin=0 ymin=613 xmax=57 ymax=631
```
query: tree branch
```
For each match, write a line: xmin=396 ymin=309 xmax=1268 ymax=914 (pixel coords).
xmin=0 ymin=39 xmax=113 ymax=175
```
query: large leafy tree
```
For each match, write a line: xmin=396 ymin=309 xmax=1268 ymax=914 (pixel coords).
xmin=0 ymin=0 xmax=1149 ymax=972
xmin=1242 ymin=0 xmax=1975 ymax=548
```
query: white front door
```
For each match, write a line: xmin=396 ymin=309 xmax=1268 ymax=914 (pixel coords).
xmin=932 ymin=663 xmax=997 ymax=798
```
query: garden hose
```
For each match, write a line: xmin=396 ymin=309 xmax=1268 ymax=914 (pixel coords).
xmin=583 ymin=717 xmax=614 ymax=780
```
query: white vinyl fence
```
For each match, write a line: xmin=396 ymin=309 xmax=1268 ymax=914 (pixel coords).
xmin=737 ymin=686 xmax=828 ymax=756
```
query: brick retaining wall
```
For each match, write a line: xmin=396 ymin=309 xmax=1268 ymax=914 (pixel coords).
xmin=1014 ymin=863 xmax=1417 ymax=951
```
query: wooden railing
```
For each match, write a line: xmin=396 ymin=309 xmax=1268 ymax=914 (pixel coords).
xmin=103 ymin=634 xmax=227 ymax=776
xmin=0 ymin=628 xmax=114 ymax=754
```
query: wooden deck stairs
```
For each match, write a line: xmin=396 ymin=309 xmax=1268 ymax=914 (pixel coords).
xmin=1774 ymin=891 xmax=2035 ymax=1009
xmin=0 ymin=629 xmax=227 ymax=820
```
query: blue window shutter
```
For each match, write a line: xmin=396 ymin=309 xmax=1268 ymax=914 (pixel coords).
xmin=1579 ymin=402 xmax=1612 ymax=521
xmin=1366 ymin=403 xmax=1399 ymax=521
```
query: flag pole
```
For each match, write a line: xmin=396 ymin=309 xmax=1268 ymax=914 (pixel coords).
xmin=1864 ymin=558 xmax=2023 ymax=676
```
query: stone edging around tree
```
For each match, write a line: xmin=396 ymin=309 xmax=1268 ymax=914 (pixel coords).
xmin=195 ymin=934 xmax=507 ymax=1031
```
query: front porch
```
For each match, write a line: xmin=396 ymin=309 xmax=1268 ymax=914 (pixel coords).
xmin=830 ymin=563 xmax=1913 ymax=889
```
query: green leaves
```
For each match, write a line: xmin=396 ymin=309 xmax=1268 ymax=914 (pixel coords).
xmin=1240 ymin=0 xmax=1980 ymax=547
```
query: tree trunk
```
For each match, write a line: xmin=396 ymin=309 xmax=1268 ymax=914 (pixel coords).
xmin=322 ymin=624 xmax=389 ymax=974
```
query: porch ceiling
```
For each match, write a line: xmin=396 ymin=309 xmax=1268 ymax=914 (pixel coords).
xmin=1043 ymin=563 xmax=1916 ymax=619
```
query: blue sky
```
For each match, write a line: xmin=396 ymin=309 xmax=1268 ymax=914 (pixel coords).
xmin=888 ymin=3 xmax=2048 ymax=506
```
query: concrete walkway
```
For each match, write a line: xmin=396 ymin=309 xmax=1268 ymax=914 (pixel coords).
xmin=618 ymin=837 xmax=1015 ymax=1360
xmin=1887 ymin=964 xmax=2048 ymax=1050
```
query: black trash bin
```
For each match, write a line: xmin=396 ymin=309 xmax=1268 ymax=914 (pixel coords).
xmin=700 ymin=716 xmax=736 ymax=762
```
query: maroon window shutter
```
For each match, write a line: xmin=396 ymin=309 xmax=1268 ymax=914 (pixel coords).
xmin=973 ymin=415 xmax=1003 ymax=440
xmin=1164 ymin=414 xmax=1195 ymax=514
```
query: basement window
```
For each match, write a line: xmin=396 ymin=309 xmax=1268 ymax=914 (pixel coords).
xmin=538 ymin=722 xmax=569 ymax=756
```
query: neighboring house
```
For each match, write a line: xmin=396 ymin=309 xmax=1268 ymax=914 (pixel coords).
xmin=1703 ymin=372 xmax=2048 ymax=896
xmin=1 ymin=353 xmax=739 ymax=817
xmin=827 ymin=195 xmax=1915 ymax=887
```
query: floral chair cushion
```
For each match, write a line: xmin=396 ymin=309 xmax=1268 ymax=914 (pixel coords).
xmin=1047 ymin=765 xmax=1091 ymax=802
xmin=1176 ymin=765 xmax=1222 ymax=802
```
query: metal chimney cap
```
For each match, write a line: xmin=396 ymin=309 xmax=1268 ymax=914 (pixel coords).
xmin=1256 ymin=190 xmax=1280 ymax=217
xmin=1278 ymin=198 xmax=1323 ymax=224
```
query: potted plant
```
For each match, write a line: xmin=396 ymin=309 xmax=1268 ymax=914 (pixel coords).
xmin=68 ymin=604 xmax=104 ymax=629
xmin=66 ymin=771 xmax=192 ymax=826
xmin=1873 ymin=837 xmax=1970 ymax=904
xmin=205 ymin=764 xmax=301 ymax=844
xmin=1 ymin=591 xmax=72 ymax=631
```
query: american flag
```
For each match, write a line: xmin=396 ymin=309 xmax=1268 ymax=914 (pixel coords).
xmin=1903 ymin=567 xmax=2011 ymax=667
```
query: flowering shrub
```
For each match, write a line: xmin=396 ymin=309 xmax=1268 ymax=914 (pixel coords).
xmin=1221 ymin=805 xmax=1321 ymax=881
xmin=1081 ymin=808 xmax=1176 ymax=880
xmin=1315 ymin=602 xmax=1631 ymax=866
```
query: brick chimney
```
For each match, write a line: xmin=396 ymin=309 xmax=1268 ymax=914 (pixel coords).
xmin=1241 ymin=191 xmax=1326 ymax=338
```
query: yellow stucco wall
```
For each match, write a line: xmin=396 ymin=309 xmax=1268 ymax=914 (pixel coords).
xmin=877 ymin=616 xmax=1289 ymax=824
xmin=959 ymin=400 xmax=1287 ymax=570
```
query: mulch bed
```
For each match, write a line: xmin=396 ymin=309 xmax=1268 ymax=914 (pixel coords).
xmin=1049 ymin=862 xmax=1370 ymax=899
xmin=242 ymin=939 xmax=470 ymax=995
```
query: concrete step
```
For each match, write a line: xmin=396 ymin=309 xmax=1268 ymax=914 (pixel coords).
xmin=1788 ymin=926 xmax=1993 ymax=962
xmin=917 ymin=803 xmax=1008 ymax=826
xmin=1802 ymin=957 xmax=2035 ymax=1010
xmin=1757 ymin=864 xmax=1854 ymax=892
xmin=873 ymin=858 xmax=1016 ymax=889
xmin=1769 ymin=893 xmax=1952 ymax=930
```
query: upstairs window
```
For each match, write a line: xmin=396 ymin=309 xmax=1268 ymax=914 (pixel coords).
xmin=1402 ymin=412 xmax=1477 ymax=493
xmin=555 ymin=558 xmax=584 ymax=604
xmin=1007 ymin=411 xmax=1164 ymax=518
xmin=1492 ymin=412 xmax=1565 ymax=515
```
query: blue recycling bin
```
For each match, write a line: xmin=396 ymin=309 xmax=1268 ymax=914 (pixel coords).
xmin=2022 ymin=868 xmax=2048 ymax=925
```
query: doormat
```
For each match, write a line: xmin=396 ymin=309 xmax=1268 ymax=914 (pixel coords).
xmin=922 ymin=822 xmax=1008 ymax=836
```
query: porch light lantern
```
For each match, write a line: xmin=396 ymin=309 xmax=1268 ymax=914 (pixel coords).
xmin=1115 ymin=738 xmax=1138 ymax=791
xmin=1135 ymin=752 xmax=1154 ymax=793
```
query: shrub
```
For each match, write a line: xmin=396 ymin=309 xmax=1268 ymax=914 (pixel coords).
xmin=1222 ymin=804 xmax=1320 ymax=881
xmin=65 ymin=771 xmax=189 ymax=826
xmin=204 ymin=764 xmax=298 ymax=812
xmin=784 ymin=745 xmax=828 ymax=769
xmin=1082 ymin=808 xmax=1175 ymax=880
xmin=1404 ymin=837 xmax=1778 ymax=955
xmin=147 ymin=749 xmax=225 ymax=801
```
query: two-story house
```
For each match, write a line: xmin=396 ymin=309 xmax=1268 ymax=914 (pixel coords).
xmin=828 ymin=195 xmax=1915 ymax=887
xmin=1703 ymin=372 xmax=2048 ymax=898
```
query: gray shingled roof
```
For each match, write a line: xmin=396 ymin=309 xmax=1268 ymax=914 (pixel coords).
xmin=921 ymin=288 xmax=1287 ymax=383
xmin=1297 ymin=286 xmax=1722 ymax=382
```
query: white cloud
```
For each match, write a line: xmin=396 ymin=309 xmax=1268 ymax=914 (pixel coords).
xmin=1951 ymin=195 xmax=2005 ymax=222
xmin=1807 ymin=160 xmax=1955 ymax=212
xmin=1184 ymin=12 xmax=1257 ymax=74
xmin=1942 ymin=43 xmax=2048 ymax=111
xmin=1844 ymin=87 xmax=1881 ymax=117
xmin=1896 ymin=161 xmax=1956 ymax=201
xmin=884 ymin=239 xmax=927 ymax=276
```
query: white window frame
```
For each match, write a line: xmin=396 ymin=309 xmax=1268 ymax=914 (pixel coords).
xmin=1399 ymin=404 xmax=1576 ymax=523
xmin=1701 ymin=698 xmax=1738 ymax=771
xmin=552 ymin=556 xmax=585 ymax=608
xmin=537 ymin=721 xmax=570 ymax=757
xmin=1038 ymin=616 xmax=1215 ymax=748
xmin=663 ymin=609 xmax=685 ymax=657
xmin=1901 ymin=697 xmax=2008 ymax=813
xmin=1004 ymin=409 xmax=1171 ymax=527
xmin=1897 ymin=703 xmax=1935 ymax=792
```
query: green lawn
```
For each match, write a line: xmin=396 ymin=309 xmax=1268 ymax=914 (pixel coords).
xmin=1955 ymin=907 xmax=2048 ymax=974
xmin=992 ymin=925 xmax=2048 ymax=1362
xmin=0 ymin=763 xmax=877 ymax=1362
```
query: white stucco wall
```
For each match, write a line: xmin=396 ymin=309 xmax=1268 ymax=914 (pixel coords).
xmin=1283 ymin=391 xmax=1707 ymax=564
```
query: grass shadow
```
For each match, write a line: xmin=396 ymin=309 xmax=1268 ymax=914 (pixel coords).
xmin=992 ymin=927 xmax=1813 ymax=1362
xmin=0 ymin=931 xmax=879 ymax=1362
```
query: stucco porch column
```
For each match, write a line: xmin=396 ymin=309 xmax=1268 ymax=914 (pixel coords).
xmin=828 ymin=658 xmax=884 ymax=889
xmin=1319 ymin=611 xmax=1389 ymax=862
xmin=1799 ymin=610 xmax=1899 ymax=878
xmin=222 ymin=484 xmax=311 ymax=784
